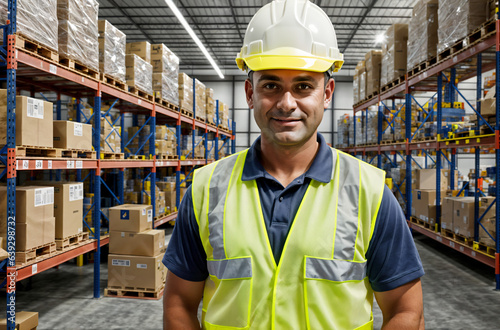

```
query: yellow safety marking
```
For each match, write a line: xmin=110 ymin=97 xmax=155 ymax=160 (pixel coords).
xmin=76 ymin=255 xmax=84 ymax=267
xmin=465 ymin=139 xmax=469 ymax=144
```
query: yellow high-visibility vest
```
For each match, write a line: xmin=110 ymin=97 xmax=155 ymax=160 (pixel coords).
xmin=192 ymin=147 xmax=385 ymax=329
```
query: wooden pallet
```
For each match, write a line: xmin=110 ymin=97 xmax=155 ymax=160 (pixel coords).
xmin=55 ymin=232 xmax=90 ymax=251
xmin=61 ymin=149 xmax=96 ymax=159
xmin=441 ymin=228 xmax=474 ymax=246
xmin=100 ymin=73 xmax=128 ymax=91
xmin=16 ymin=146 xmax=61 ymax=158
xmin=16 ymin=242 xmax=56 ymax=265
xmin=59 ymin=58 xmax=99 ymax=80
xmin=408 ymin=56 xmax=437 ymax=78
xmin=410 ymin=216 xmax=432 ymax=230
xmin=155 ymin=97 xmax=180 ymax=112
xmin=105 ymin=287 xmax=164 ymax=300
xmin=129 ymin=86 xmax=154 ymax=101
xmin=380 ymin=140 xmax=394 ymax=145
xmin=454 ymin=130 xmax=477 ymax=138
xmin=473 ymin=241 xmax=495 ymax=257
xmin=196 ymin=116 xmax=206 ymax=123
xmin=480 ymin=125 xmax=495 ymax=135
xmin=100 ymin=152 xmax=125 ymax=160
xmin=181 ymin=108 xmax=194 ymax=118
xmin=156 ymin=154 xmax=178 ymax=160
xmin=366 ymin=91 xmax=379 ymax=100
xmin=128 ymin=155 xmax=147 ymax=160
xmin=14 ymin=34 xmax=59 ymax=62
xmin=414 ymin=136 xmax=437 ymax=142
xmin=381 ymin=75 xmax=405 ymax=92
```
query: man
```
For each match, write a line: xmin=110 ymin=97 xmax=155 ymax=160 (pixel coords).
xmin=163 ymin=0 xmax=425 ymax=329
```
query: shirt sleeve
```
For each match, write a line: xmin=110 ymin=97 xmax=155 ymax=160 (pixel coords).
xmin=366 ymin=185 xmax=425 ymax=292
xmin=162 ymin=185 xmax=209 ymax=282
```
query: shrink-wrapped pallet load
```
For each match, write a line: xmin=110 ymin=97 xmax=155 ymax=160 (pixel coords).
xmin=206 ymin=87 xmax=216 ymax=125
xmin=178 ymin=73 xmax=194 ymax=113
xmin=98 ymin=20 xmax=126 ymax=83
xmin=126 ymin=54 xmax=153 ymax=95
xmin=0 ymin=0 xmax=58 ymax=52
xmin=365 ymin=50 xmax=382 ymax=97
xmin=194 ymin=79 xmax=207 ymax=120
xmin=57 ymin=0 xmax=99 ymax=72
xmin=381 ymin=23 xmax=408 ymax=84
xmin=407 ymin=0 xmax=438 ymax=70
xmin=437 ymin=0 xmax=488 ymax=53
xmin=151 ymin=44 xmax=180 ymax=105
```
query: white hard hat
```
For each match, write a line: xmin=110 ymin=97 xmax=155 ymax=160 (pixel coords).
xmin=236 ymin=0 xmax=344 ymax=73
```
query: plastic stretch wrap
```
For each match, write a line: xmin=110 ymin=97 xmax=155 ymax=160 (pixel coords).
xmin=194 ymin=79 xmax=207 ymax=119
xmin=98 ymin=20 xmax=126 ymax=83
xmin=151 ymin=44 xmax=179 ymax=105
xmin=359 ymin=71 xmax=366 ymax=101
xmin=353 ymin=74 xmax=359 ymax=105
xmin=57 ymin=0 xmax=99 ymax=72
xmin=206 ymin=88 xmax=216 ymax=125
xmin=126 ymin=54 xmax=153 ymax=95
xmin=179 ymin=73 xmax=194 ymax=112
xmin=407 ymin=0 xmax=438 ymax=70
xmin=383 ymin=24 xmax=408 ymax=83
xmin=0 ymin=0 xmax=58 ymax=51
xmin=437 ymin=0 xmax=488 ymax=53
xmin=365 ymin=50 xmax=382 ymax=96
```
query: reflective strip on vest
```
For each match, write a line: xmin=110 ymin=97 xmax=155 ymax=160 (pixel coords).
xmin=334 ymin=153 xmax=360 ymax=261
xmin=208 ymin=155 xmax=238 ymax=259
xmin=207 ymin=258 xmax=253 ymax=280
xmin=305 ymin=257 xmax=367 ymax=282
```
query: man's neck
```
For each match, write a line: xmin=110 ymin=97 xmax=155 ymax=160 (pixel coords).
xmin=258 ymin=135 xmax=319 ymax=188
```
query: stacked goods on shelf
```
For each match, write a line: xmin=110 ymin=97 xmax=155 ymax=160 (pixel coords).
xmin=31 ymin=181 xmax=84 ymax=241
xmin=437 ymin=0 xmax=488 ymax=53
xmin=365 ymin=50 xmax=382 ymax=97
xmin=98 ymin=20 xmax=126 ymax=83
xmin=67 ymin=99 xmax=93 ymax=122
xmin=206 ymin=87 xmax=216 ymax=125
xmin=194 ymin=79 xmax=207 ymax=120
xmin=441 ymin=196 xmax=495 ymax=238
xmin=479 ymin=86 xmax=497 ymax=118
xmin=0 ymin=92 xmax=53 ymax=147
xmin=407 ymin=0 xmax=438 ymax=70
xmin=336 ymin=114 xmax=349 ymax=148
xmin=487 ymin=0 xmax=497 ymax=19
xmin=353 ymin=62 xmax=362 ymax=104
xmin=479 ymin=196 xmax=496 ymax=246
xmin=156 ymin=178 xmax=177 ymax=214
xmin=218 ymin=101 xmax=230 ymax=130
xmin=151 ymin=44 xmax=180 ymax=105
xmin=357 ymin=61 xmax=366 ymax=101
xmin=125 ymin=53 xmax=153 ymax=95
xmin=101 ymin=116 xmax=121 ymax=153
xmin=53 ymin=120 xmax=92 ymax=150
xmin=483 ymin=73 xmax=496 ymax=90
xmin=218 ymin=140 xmax=227 ymax=159
xmin=180 ymin=134 xmax=205 ymax=159
xmin=57 ymin=0 xmax=99 ymax=72
xmin=178 ymin=73 xmax=194 ymax=113
xmin=0 ymin=186 xmax=55 ymax=256
xmin=83 ymin=194 xmax=93 ymax=232
xmin=381 ymin=23 xmax=408 ymax=85
xmin=127 ymin=125 xmax=150 ymax=156
xmin=381 ymin=112 xmax=394 ymax=142
xmin=142 ymin=184 xmax=166 ymax=217
xmin=127 ymin=41 xmax=151 ymax=63
xmin=348 ymin=116 xmax=362 ymax=146
xmin=155 ymin=126 xmax=177 ymax=158
xmin=107 ymin=204 xmax=167 ymax=295
xmin=393 ymin=104 xmax=418 ymax=141
xmin=365 ymin=108 xmax=378 ymax=144
xmin=0 ymin=0 xmax=58 ymax=52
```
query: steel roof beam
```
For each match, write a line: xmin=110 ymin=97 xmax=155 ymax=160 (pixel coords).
xmin=228 ymin=0 xmax=244 ymax=43
xmin=340 ymin=0 xmax=379 ymax=53
xmin=106 ymin=0 xmax=153 ymax=43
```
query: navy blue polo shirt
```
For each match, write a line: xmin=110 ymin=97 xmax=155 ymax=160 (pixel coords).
xmin=163 ymin=134 xmax=424 ymax=292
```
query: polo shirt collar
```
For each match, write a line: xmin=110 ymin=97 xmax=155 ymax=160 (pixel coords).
xmin=242 ymin=133 xmax=332 ymax=183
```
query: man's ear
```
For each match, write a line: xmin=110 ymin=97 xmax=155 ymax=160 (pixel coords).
xmin=245 ymin=79 xmax=254 ymax=109
xmin=324 ymin=78 xmax=335 ymax=109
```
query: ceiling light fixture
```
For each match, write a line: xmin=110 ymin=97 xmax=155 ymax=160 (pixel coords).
xmin=375 ymin=33 xmax=385 ymax=44
xmin=165 ymin=0 xmax=225 ymax=79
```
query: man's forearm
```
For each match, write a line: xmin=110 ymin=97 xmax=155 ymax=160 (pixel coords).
xmin=382 ymin=311 xmax=424 ymax=330
xmin=163 ymin=304 xmax=201 ymax=330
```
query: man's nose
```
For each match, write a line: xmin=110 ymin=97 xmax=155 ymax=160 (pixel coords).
xmin=277 ymin=91 xmax=297 ymax=112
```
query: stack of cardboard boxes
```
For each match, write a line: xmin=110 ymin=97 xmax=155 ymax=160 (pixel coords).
xmin=98 ymin=20 xmax=126 ymax=83
xmin=155 ymin=126 xmax=177 ymax=157
xmin=126 ymin=41 xmax=153 ymax=95
xmin=194 ymin=79 xmax=207 ymax=120
xmin=101 ymin=116 xmax=121 ymax=153
xmin=442 ymin=196 xmax=495 ymax=239
xmin=407 ymin=0 xmax=438 ymax=70
xmin=178 ymin=73 xmax=194 ymax=114
xmin=381 ymin=23 xmax=408 ymax=86
xmin=218 ymin=101 xmax=230 ymax=130
xmin=206 ymin=87 xmax=216 ymax=125
xmin=151 ymin=44 xmax=180 ymax=105
xmin=57 ymin=0 xmax=99 ymax=72
xmin=365 ymin=50 xmax=382 ymax=97
xmin=156 ymin=179 xmax=177 ymax=215
xmin=107 ymin=204 xmax=167 ymax=294
xmin=53 ymin=120 xmax=92 ymax=150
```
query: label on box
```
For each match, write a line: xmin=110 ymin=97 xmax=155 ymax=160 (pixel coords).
xmin=137 ymin=264 xmax=147 ymax=269
xmin=147 ymin=209 xmax=152 ymax=222
xmin=69 ymin=183 xmax=84 ymax=201
xmin=27 ymin=98 xmax=44 ymax=119
xmin=142 ymin=208 xmax=146 ymax=216
xmin=112 ymin=259 xmax=130 ymax=267
xmin=74 ymin=122 xmax=83 ymax=136
xmin=121 ymin=232 xmax=125 ymax=238
xmin=120 ymin=210 xmax=130 ymax=220
xmin=34 ymin=187 xmax=54 ymax=207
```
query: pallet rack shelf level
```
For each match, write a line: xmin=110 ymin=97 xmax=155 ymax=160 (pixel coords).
xmin=340 ymin=17 xmax=500 ymax=289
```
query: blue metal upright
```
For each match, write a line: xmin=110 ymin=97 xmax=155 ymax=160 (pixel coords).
xmin=495 ymin=21 xmax=500 ymax=289
xmin=436 ymin=74 xmax=443 ymax=228
xmin=231 ymin=121 xmax=236 ymax=154
xmin=92 ymin=90 xmax=101 ymax=299
xmin=474 ymin=54 xmax=482 ymax=241
xmin=175 ymin=114 xmax=182 ymax=209
xmin=215 ymin=100 xmax=220 ymax=161
xmin=405 ymin=81 xmax=412 ymax=219
xmin=150 ymin=107 xmax=156 ymax=218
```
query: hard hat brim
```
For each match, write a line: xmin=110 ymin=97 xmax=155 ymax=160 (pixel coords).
xmin=240 ymin=55 xmax=343 ymax=73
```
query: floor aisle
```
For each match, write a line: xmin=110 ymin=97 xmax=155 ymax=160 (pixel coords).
xmin=13 ymin=232 xmax=500 ymax=329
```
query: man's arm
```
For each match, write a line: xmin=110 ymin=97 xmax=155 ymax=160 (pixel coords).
xmin=163 ymin=270 xmax=205 ymax=330
xmin=374 ymin=278 xmax=424 ymax=330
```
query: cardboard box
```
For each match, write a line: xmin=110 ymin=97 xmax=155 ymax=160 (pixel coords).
xmin=412 ymin=189 xmax=446 ymax=220
xmin=107 ymin=254 xmax=166 ymax=291
xmin=480 ymin=87 xmax=496 ymax=117
xmin=16 ymin=217 xmax=55 ymax=251
xmin=364 ymin=50 xmax=382 ymax=95
xmin=0 ymin=311 xmax=39 ymax=330
xmin=109 ymin=204 xmax=153 ymax=233
xmin=11 ymin=186 xmax=54 ymax=223
xmin=415 ymin=169 xmax=448 ymax=190
xmin=126 ymin=41 xmax=151 ymax=63
xmin=0 ymin=94 xmax=53 ymax=147
xmin=109 ymin=229 xmax=165 ymax=256
xmin=53 ymin=121 xmax=92 ymax=150
xmin=479 ymin=218 xmax=495 ymax=247
xmin=453 ymin=197 xmax=476 ymax=237
xmin=442 ymin=197 xmax=460 ymax=231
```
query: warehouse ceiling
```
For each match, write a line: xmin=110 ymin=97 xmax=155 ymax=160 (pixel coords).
xmin=97 ymin=0 xmax=414 ymax=77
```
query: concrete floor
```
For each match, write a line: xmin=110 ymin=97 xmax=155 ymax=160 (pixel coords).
xmin=12 ymin=231 xmax=500 ymax=329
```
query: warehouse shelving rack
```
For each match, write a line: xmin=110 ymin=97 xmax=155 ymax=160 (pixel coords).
xmin=340 ymin=18 xmax=500 ymax=288
xmin=0 ymin=3 xmax=235 ymax=327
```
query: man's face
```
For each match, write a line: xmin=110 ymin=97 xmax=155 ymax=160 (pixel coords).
xmin=245 ymin=69 xmax=334 ymax=148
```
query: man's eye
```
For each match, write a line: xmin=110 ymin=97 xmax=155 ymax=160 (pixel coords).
xmin=262 ymin=83 xmax=278 ymax=89
xmin=297 ymin=83 xmax=312 ymax=90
